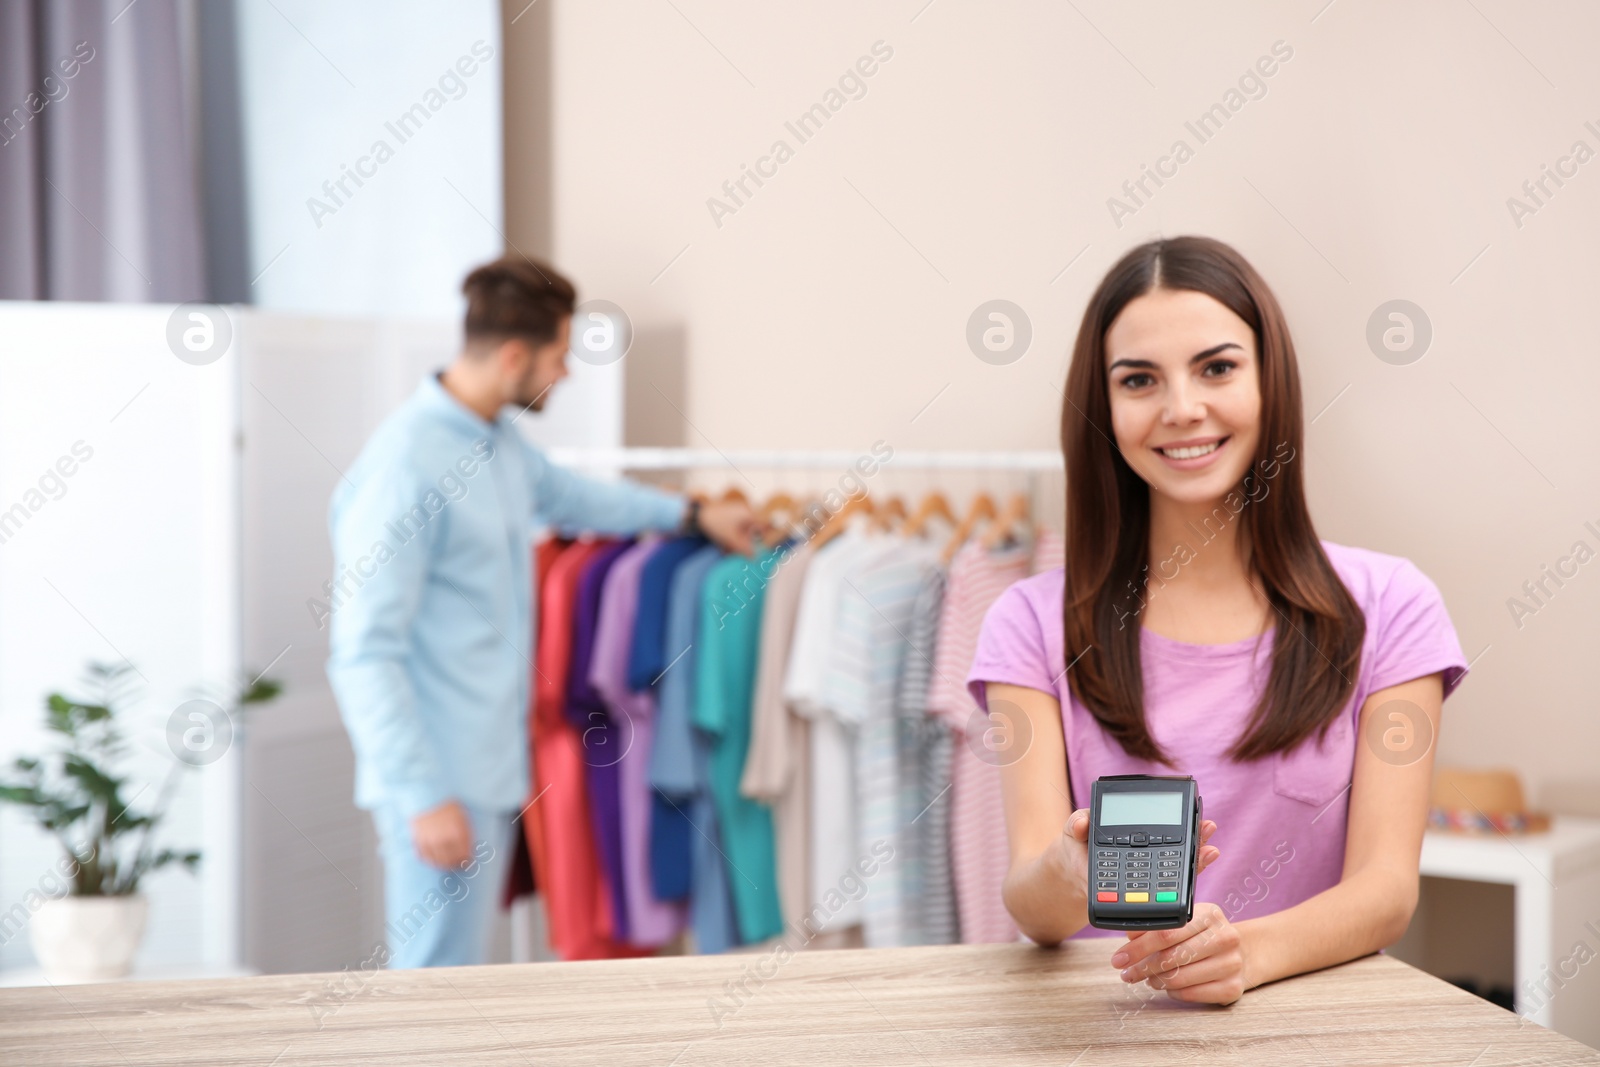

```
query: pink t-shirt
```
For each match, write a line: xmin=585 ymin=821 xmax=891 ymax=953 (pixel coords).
xmin=965 ymin=540 xmax=1469 ymax=938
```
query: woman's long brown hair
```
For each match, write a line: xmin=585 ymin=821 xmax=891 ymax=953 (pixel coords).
xmin=1061 ymin=236 xmax=1364 ymax=763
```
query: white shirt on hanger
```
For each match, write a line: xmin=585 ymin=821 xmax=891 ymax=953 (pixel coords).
xmin=782 ymin=522 xmax=900 ymax=928
xmin=828 ymin=536 xmax=942 ymax=947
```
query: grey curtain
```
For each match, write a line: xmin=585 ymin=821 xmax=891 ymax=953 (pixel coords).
xmin=0 ymin=0 xmax=247 ymax=302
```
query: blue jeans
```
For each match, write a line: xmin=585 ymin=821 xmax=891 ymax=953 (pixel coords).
xmin=373 ymin=803 xmax=513 ymax=969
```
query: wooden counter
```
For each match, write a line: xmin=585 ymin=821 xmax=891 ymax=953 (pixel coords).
xmin=2 ymin=941 xmax=1596 ymax=1065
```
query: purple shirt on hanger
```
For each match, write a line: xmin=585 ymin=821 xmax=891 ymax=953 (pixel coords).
xmin=566 ymin=538 xmax=636 ymax=942
xmin=589 ymin=534 xmax=688 ymax=948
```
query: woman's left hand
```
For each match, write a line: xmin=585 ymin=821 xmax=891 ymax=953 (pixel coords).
xmin=1109 ymin=902 xmax=1248 ymax=1004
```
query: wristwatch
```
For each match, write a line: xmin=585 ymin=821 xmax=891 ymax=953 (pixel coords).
xmin=680 ymin=496 xmax=703 ymax=537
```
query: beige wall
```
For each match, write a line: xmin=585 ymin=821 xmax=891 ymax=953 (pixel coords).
xmin=503 ymin=0 xmax=1600 ymax=806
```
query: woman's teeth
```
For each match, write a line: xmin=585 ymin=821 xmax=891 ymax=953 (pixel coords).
xmin=1160 ymin=440 xmax=1221 ymax=459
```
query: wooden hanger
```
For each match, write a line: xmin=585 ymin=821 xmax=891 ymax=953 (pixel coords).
xmin=979 ymin=491 xmax=1033 ymax=551
xmin=874 ymin=495 xmax=908 ymax=533
xmin=753 ymin=490 xmax=800 ymax=547
xmin=943 ymin=491 xmax=997 ymax=563
xmin=759 ymin=491 xmax=796 ymax=523
xmin=904 ymin=490 xmax=956 ymax=539
xmin=814 ymin=493 xmax=874 ymax=550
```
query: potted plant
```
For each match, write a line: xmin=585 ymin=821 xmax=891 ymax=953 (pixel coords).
xmin=0 ymin=661 xmax=280 ymax=982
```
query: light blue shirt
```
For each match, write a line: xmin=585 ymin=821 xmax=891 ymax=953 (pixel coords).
xmin=325 ymin=373 xmax=686 ymax=818
xmin=650 ymin=545 xmax=741 ymax=953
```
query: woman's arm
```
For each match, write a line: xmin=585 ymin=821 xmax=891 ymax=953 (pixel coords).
xmin=989 ymin=681 xmax=1087 ymax=945
xmin=1236 ymin=671 xmax=1444 ymax=987
xmin=987 ymin=682 xmax=1219 ymax=946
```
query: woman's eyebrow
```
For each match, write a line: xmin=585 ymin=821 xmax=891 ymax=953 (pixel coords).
xmin=1108 ymin=341 xmax=1244 ymax=372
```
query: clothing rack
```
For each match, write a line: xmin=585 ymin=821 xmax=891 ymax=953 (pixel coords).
xmin=546 ymin=447 xmax=1066 ymax=535
xmin=521 ymin=446 xmax=1071 ymax=961
xmin=546 ymin=447 xmax=1065 ymax=539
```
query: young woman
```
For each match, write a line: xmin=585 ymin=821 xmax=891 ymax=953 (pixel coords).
xmin=965 ymin=236 xmax=1468 ymax=1004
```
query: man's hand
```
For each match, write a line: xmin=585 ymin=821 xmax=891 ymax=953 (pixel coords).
xmin=695 ymin=498 xmax=763 ymax=556
xmin=411 ymin=799 xmax=474 ymax=869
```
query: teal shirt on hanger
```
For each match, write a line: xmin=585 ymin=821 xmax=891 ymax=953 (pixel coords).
xmin=693 ymin=544 xmax=788 ymax=944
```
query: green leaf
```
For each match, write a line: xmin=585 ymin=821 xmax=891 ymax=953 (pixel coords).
xmin=239 ymin=677 xmax=283 ymax=705
xmin=77 ymin=702 xmax=113 ymax=723
xmin=39 ymin=803 xmax=91 ymax=831
xmin=45 ymin=695 xmax=74 ymax=735
xmin=62 ymin=757 xmax=122 ymax=801
xmin=0 ymin=783 xmax=44 ymax=806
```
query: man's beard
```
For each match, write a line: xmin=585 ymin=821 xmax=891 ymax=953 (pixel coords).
xmin=512 ymin=373 xmax=549 ymax=413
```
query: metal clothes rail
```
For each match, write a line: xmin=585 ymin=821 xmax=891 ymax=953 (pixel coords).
xmin=545 ymin=447 xmax=1062 ymax=470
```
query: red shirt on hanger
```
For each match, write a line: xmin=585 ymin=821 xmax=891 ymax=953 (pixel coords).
xmin=525 ymin=538 xmax=651 ymax=961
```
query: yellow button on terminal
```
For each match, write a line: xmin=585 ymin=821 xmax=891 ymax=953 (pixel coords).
xmin=1124 ymin=892 xmax=1149 ymax=903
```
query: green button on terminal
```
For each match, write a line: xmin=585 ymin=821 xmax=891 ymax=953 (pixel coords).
xmin=1155 ymin=891 xmax=1177 ymax=902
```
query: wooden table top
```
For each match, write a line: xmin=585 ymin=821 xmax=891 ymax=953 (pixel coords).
xmin=2 ymin=941 xmax=1596 ymax=1066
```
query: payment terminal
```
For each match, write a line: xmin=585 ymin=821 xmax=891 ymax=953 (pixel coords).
xmin=1086 ymin=775 xmax=1202 ymax=931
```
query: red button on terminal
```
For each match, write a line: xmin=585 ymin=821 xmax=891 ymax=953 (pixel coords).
xmin=1095 ymin=891 xmax=1118 ymax=902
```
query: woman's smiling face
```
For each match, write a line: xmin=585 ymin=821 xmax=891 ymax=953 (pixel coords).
xmin=1103 ymin=287 xmax=1262 ymax=508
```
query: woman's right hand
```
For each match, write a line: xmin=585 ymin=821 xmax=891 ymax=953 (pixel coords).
xmin=1058 ymin=809 xmax=1095 ymax=902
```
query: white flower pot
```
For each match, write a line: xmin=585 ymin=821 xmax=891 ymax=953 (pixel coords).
xmin=30 ymin=895 xmax=148 ymax=983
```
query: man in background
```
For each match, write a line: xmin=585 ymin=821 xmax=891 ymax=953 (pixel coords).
xmin=327 ymin=255 xmax=756 ymax=968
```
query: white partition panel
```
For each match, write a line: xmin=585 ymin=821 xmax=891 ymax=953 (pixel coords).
xmin=0 ymin=301 xmax=239 ymax=971
xmin=237 ymin=313 xmax=456 ymax=974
